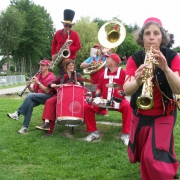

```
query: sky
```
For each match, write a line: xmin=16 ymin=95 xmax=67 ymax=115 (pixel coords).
xmin=0 ymin=0 xmax=180 ymax=48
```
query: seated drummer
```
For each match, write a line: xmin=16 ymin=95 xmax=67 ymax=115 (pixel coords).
xmin=36 ymin=58 xmax=83 ymax=136
xmin=84 ymin=54 xmax=132 ymax=146
xmin=80 ymin=44 xmax=109 ymax=116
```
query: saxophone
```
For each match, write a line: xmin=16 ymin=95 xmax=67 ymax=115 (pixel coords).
xmin=50 ymin=30 xmax=73 ymax=70
xmin=136 ymin=47 xmax=158 ymax=110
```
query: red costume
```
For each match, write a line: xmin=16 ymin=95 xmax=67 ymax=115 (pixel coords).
xmin=41 ymin=73 xmax=82 ymax=133
xmin=84 ymin=67 xmax=131 ymax=134
xmin=33 ymin=72 xmax=55 ymax=95
xmin=51 ymin=29 xmax=81 ymax=60
xmin=126 ymin=48 xmax=180 ymax=180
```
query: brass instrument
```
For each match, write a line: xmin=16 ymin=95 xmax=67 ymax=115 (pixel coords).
xmin=83 ymin=60 xmax=106 ymax=75
xmin=50 ymin=30 xmax=72 ymax=70
xmin=136 ymin=47 xmax=158 ymax=110
xmin=83 ymin=20 xmax=126 ymax=75
xmin=98 ymin=20 xmax=126 ymax=49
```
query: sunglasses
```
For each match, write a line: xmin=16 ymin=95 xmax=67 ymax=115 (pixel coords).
xmin=64 ymin=24 xmax=72 ymax=28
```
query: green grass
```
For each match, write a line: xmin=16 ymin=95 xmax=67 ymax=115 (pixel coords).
xmin=0 ymin=95 xmax=180 ymax=180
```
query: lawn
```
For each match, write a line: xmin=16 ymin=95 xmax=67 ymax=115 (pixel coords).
xmin=0 ymin=94 xmax=180 ymax=180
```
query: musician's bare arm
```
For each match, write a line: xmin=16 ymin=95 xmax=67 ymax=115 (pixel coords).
xmin=80 ymin=62 xmax=91 ymax=69
xmin=27 ymin=83 xmax=35 ymax=92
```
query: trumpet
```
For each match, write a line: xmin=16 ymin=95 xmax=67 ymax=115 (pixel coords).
xmin=50 ymin=30 xmax=72 ymax=70
xmin=136 ymin=47 xmax=158 ymax=110
xmin=18 ymin=70 xmax=41 ymax=97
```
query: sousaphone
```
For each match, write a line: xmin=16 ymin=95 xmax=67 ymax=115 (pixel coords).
xmin=83 ymin=20 xmax=126 ymax=75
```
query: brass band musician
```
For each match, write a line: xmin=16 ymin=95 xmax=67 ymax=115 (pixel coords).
xmin=7 ymin=60 xmax=55 ymax=134
xmin=80 ymin=44 xmax=109 ymax=116
xmin=83 ymin=54 xmax=131 ymax=145
xmin=51 ymin=9 xmax=81 ymax=76
xmin=80 ymin=44 xmax=108 ymax=85
xmin=123 ymin=17 xmax=180 ymax=179
xmin=36 ymin=59 xmax=83 ymax=136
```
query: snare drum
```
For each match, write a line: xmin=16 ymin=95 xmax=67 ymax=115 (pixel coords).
xmin=56 ymin=85 xmax=88 ymax=127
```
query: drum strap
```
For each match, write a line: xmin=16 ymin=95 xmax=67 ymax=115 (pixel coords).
xmin=104 ymin=67 xmax=121 ymax=100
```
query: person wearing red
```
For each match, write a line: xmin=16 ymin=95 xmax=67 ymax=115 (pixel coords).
xmin=7 ymin=59 xmax=55 ymax=134
xmin=51 ymin=9 xmax=81 ymax=76
xmin=80 ymin=44 xmax=108 ymax=84
xmin=123 ymin=17 xmax=180 ymax=180
xmin=84 ymin=54 xmax=131 ymax=145
xmin=80 ymin=44 xmax=109 ymax=116
xmin=36 ymin=59 xmax=83 ymax=136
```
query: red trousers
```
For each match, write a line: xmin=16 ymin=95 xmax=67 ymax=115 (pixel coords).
xmin=42 ymin=96 xmax=57 ymax=133
xmin=128 ymin=113 xmax=179 ymax=180
xmin=84 ymin=99 xmax=131 ymax=134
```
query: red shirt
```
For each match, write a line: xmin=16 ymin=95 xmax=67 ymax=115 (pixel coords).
xmin=33 ymin=71 xmax=55 ymax=94
xmin=97 ymin=67 xmax=126 ymax=100
xmin=126 ymin=54 xmax=180 ymax=116
xmin=51 ymin=29 xmax=81 ymax=59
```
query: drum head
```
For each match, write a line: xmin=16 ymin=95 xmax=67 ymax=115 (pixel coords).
xmin=56 ymin=117 xmax=85 ymax=127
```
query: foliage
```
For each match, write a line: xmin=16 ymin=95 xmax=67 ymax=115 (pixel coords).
xmin=173 ymin=46 xmax=180 ymax=53
xmin=9 ymin=0 xmax=54 ymax=76
xmin=0 ymin=5 xmax=26 ymax=75
xmin=1 ymin=2 xmax=180 ymax=78
xmin=118 ymin=34 xmax=142 ymax=58
xmin=0 ymin=0 xmax=55 ymax=76
xmin=10 ymin=66 xmax=15 ymax=73
xmin=93 ymin=17 xmax=107 ymax=30
xmin=0 ymin=95 xmax=179 ymax=179
xmin=72 ymin=16 xmax=99 ymax=68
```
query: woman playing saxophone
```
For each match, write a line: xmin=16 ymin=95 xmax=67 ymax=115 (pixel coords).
xmin=123 ymin=17 xmax=180 ymax=180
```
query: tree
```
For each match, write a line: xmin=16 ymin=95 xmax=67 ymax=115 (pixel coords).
xmin=72 ymin=16 xmax=99 ymax=69
xmin=0 ymin=5 xmax=26 ymax=75
xmin=10 ymin=0 xmax=55 ymax=76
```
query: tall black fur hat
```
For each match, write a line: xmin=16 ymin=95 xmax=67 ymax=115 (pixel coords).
xmin=61 ymin=9 xmax=75 ymax=25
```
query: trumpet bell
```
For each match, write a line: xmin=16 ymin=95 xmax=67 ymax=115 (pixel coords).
xmin=98 ymin=20 xmax=126 ymax=48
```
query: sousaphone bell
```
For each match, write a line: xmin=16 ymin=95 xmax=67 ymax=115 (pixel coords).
xmin=98 ymin=20 xmax=126 ymax=49
xmin=83 ymin=20 xmax=126 ymax=75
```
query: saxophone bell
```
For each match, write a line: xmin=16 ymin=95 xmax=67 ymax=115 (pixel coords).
xmin=61 ymin=48 xmax=70 ymax=58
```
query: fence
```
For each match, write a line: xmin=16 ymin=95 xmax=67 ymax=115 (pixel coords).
xmin=0 ymin=75 xmax=26 ymax=86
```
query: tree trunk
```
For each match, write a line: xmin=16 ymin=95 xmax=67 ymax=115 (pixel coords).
xmin=6 ymin=51 xmax=10 ymax=75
